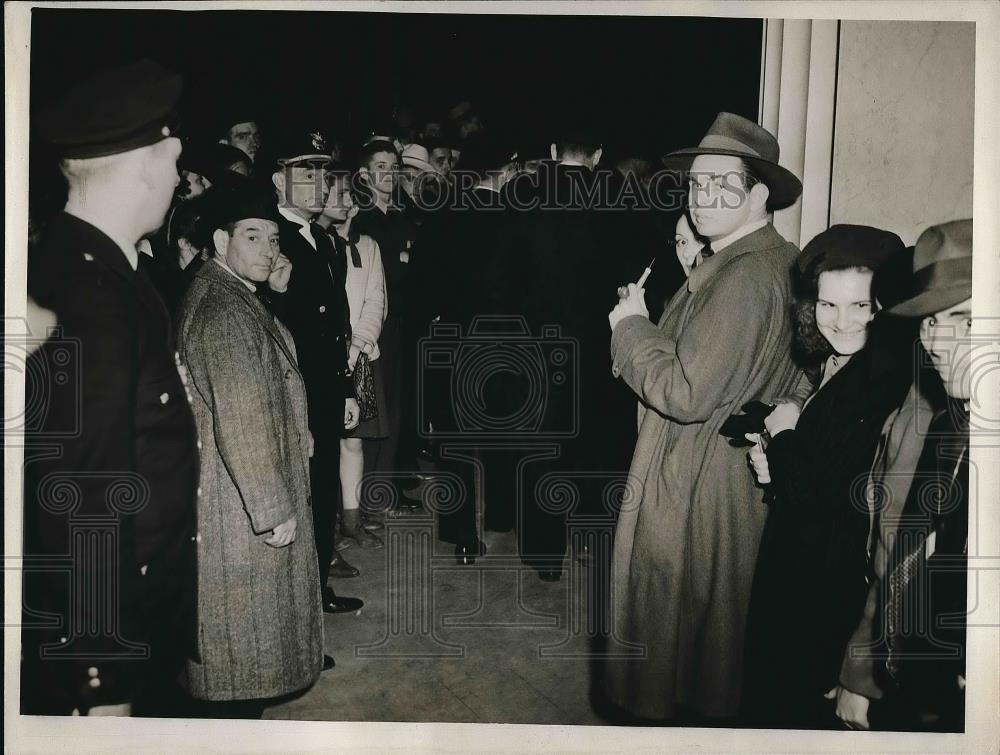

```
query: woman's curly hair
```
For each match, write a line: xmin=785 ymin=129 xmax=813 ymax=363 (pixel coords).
xmin=790 ymin=259 xmax=875 ymax=367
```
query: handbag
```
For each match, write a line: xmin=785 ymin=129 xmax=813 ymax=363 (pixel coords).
xmin=353 ymin=351 xmax=378 ymax=422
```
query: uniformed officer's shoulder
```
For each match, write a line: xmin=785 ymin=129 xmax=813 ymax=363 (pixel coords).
xmin=30 ymin=231 xmax=117 ymax=310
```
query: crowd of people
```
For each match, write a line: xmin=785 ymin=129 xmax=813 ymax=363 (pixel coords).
xmin=20 ymin=58 xmax=972 ymax=732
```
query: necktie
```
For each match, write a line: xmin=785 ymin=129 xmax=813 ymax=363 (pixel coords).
xmin=700 ymin=242 xmax=715 ymax=262
xmin=309 ymin=222 xmax=351 ymax=328
xmin=309 ymin=222 xmax=344 ymax=282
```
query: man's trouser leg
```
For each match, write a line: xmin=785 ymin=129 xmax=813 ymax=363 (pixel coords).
xmin=310 ymin=432 xmax=341 ymax=589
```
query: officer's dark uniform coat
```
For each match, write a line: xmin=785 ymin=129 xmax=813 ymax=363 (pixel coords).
xmin=22 ymin=212 xmax=199 ymax=713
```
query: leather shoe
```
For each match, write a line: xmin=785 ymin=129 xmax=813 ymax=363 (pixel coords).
xmin=329 ymin=552 xmax=360 ymax=579
xmin=536 ymin=568 xmax=562 ymax=583
xmin=454 ymin=539 xmax=486 ymax=566
xmin=361 ymin=516 xmax=385 ymax=532
xmin=322 ymin=588 xmax=364 ymax=614
xmin=323 ymin=654 xmax=336 ymax=671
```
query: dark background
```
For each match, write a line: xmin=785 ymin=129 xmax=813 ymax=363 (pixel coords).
xmin=29 ymin=9 xmax=761 ymax=214
xmin=31 ymin=9 xmax=761 ymax=150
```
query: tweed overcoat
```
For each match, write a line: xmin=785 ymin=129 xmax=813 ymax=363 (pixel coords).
xmin=603 ymin=224 xmax=802 ymax=719
xmin=177 ymin=260 xmax=323 ymax=702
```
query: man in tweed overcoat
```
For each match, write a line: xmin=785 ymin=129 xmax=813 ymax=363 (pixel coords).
xmin=176 ymin=183 xmax=324 ymax=717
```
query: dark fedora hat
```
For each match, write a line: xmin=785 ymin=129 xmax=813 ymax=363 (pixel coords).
xmin=889 ymin=219 xmax=972 ymax=317
xmin=199 ymin=175 xmax=281 ymax=237
xmin=661 ymin=112 xmax=802 ymax=210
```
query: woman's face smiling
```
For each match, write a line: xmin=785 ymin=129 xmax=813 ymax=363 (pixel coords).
xmin=815 ymin=267 xmax=875 ymax=356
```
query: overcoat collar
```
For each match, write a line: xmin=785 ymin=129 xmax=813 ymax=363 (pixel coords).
xmin=687 ymin=223 xmax=787 ymax=294
xmin=194 ymin=258 xmax=300 ymax=372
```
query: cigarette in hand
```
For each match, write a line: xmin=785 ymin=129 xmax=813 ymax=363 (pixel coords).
xmin=618 ymin=259 xmax=656 ymax=299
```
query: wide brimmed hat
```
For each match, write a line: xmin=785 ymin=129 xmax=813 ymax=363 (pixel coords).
xmin=889 ymin=219 xmax=973 ymax=317
xmin=661 ymin=112 xmax=802 ymax=210
xmin=401 ymin=143 xmax=434 ymax=173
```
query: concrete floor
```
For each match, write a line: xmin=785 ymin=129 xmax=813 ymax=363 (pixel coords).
xmin=266 ymin=510 xmax=613 ymax=725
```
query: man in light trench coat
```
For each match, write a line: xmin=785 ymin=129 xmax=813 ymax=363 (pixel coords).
xmin=176 ymin=181 xmax=328 ymax=718
xmin=604 ymin=113 xmax=805 ymax=721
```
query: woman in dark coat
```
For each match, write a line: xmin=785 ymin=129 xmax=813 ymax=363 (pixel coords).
xmin=740 ymin=225 xmax=914 ymax=729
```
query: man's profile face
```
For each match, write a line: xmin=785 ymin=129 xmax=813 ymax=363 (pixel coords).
xmin=226 ymin=121 xmax=262 ymax=162
xmin=362 ymin=150 xmax=398 ymax=197
xmin=142 ymin=137 xmax=183 ymax=229
xmin=687 ymin=153 xmax=755 ymax=241
xmin=220 ymin=218 xmax=280 ymax=283
xmin=283 ymin=163 xmax=330 ymax=215
xmin=429 ymin=147 xmax=453 ymax=178
xmin=920 ymin=297 xmax=973 ymax=400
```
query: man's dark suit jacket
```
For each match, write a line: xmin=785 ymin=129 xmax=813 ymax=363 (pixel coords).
xmin=22 ymin=211 xmax=199 ymax=714
xmin=506 ymin=163 xmax=639 ymax=467
xmin=266 ymin=213 xmax=354 ymax=442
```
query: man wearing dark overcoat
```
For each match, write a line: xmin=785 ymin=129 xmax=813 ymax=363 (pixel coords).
xmin=177 ymin=183 xmax=327 ymax=717
xmin=504 ymin=125 xmax=620 ymax=581
xmin=264 ymin=133 xmax=363 ymax=616
xmin=21 ymin=60 xmax=199 ymax=717
xmin=604 ymin=113 xmax=805 ymax=721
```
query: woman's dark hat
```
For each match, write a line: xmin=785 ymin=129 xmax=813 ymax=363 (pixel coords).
xmin=796 ymin=224 xmax=905 ymax=274
xmin=661 ymin=112 xmax=802 ymax=210
xmin=889 ymin=219 xmax=973 ymax=317
xmin=37 ymin=59 xmax=182 ymax=159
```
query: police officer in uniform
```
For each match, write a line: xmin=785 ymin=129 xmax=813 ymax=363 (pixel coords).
xmin=22 ymin=59 xmax=199 ymax=716
xmin=265 ymin=133 xmax=364 ymax=616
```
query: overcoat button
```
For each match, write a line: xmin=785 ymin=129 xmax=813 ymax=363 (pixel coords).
xmin=319 ymin=305 xmax=326 ymax=313
xmin=89 ymin=678 xmax=101 ymax=689
xmin=197 ymin=486 xmax=202 ymax=496
xmin=87 ymin=667 xmax=98 ymax=678
xmin=83 ymin=253 xmax=94 ymax=262
xmin=197 ymin=439 xmax=203 ymax=450
xmin=285 ymin=369 xmax=292 ymax=379
xmin=160 ymin=392 xmax=170 ymax=404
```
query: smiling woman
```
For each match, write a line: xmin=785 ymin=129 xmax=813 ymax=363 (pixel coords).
xmin=741 ymin=224 xmax=916 ymax=729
